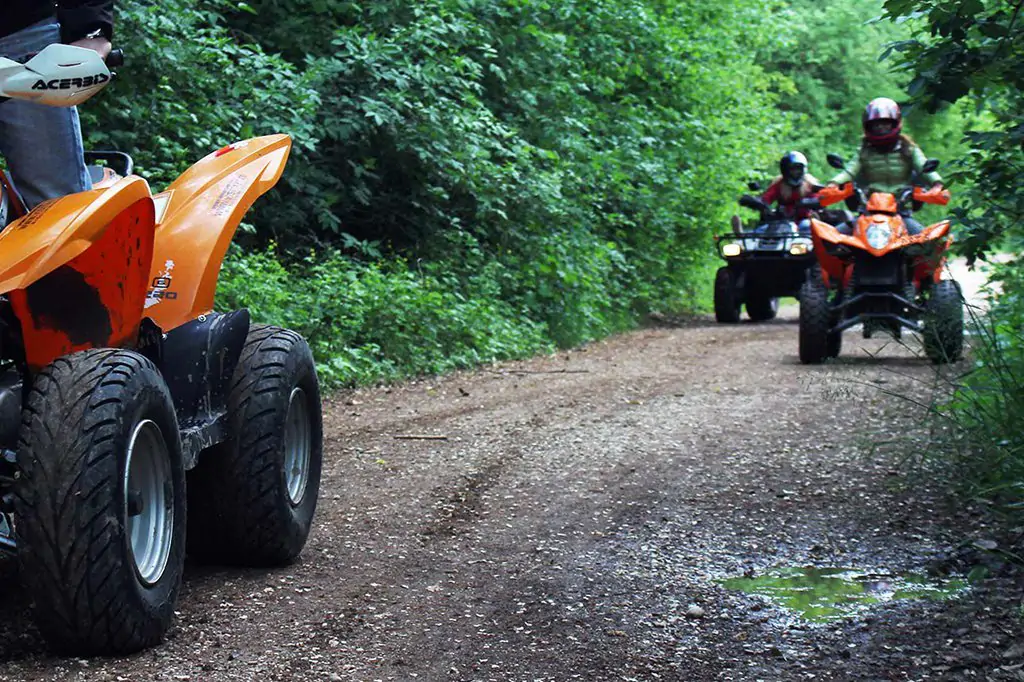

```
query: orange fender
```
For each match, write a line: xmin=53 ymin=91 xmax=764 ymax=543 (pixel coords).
xmin=809 ymin=218 xmax=847 ymax=287
xmin=144 ymin=135 xmax=291 ymax=332
xmin=817 ymin=183 xmax=854 ymax=208
xmin=912 ymin=186 xmax=951 ymax=206
xmin=0 ymin=178 xmax=156 ymax=370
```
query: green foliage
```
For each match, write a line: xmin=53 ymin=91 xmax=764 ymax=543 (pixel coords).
xmin=934 ymin=272 xmax=1024 ymax=509
xmin=879 ymin=0 xmax=1023 ymax=509
xmin=215 ymin=245 xmax=552 ymax=387
xmin=881 ymin=0 xmax=1023 ymax=263
xmin=758 ymin=0 xmax=970 ymax=182
xmin=81 ymin=0 xmax=319 ymax=189
xmin=67 ymin=0 xmax=974 ymax=394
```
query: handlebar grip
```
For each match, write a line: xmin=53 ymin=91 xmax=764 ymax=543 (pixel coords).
xmin=105 ymin=48 xmax=124 ymax=68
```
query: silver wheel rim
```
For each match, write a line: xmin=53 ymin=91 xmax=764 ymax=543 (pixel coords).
xmin=284 ymin=387 xmax=312 ymax=506
xmin=125 ymin=419 xmax=173 ymax=586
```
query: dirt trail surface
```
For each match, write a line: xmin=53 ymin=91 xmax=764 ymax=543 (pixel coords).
xmin=1 ymin=270 xmax=1022 ymax=681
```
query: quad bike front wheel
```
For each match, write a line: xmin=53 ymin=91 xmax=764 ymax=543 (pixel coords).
xmin=799 ymin=278 xmax=832 ymax=364
xmin=923 ymin=279 xmax=964 ymax=363
xmin=714 ymin=267 xmax=741 ymax=324
xmin=15 ymin=350 xmax=185 ymax=655
xmin=187 ymin=325 xmax=323 ymax=566
xmin=746 ymin=295 xmax=779 ymax=322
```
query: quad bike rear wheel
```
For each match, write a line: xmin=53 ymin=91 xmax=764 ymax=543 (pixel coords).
xmin=14 ymin=350 xmax=185 ymax=655
xmin=923 ymin=279 xmax=964 ymax=363
xmin=799 ymin=278 xmax=832 ymax=364
xmin=187 ymin=325 xmax=322 ymax=566
xmin=746 ymin=295 xmax=779 ymax=322
xmin=714 ymin=267 xmax=741 ymax=324
xmin=826 ymin=328 xmax=842 ymax=359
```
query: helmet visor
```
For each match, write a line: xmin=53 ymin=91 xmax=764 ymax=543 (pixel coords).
xmin=867 ymin=120 xmax=896 ymax=136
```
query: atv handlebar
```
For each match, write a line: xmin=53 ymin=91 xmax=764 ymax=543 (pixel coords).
xmin=738 ymin=194 xmax=769 ymax=212
xmin=911 ymin=185 xmax=950 ymax=206
xmin=807 ymin=181 xmax=949 ymax=215
xmin=0 ymin=44 xmax=119 ymax=107
xmin=106 ymin=48 xmax=124 ymax=68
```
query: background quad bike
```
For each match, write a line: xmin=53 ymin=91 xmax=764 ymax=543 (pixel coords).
xmin=713 ymin=182 xmax=850 ymax=324
xmin=796 ymin=154 xmax=963 ymax=365
xmin=0 ymin=46 xmax=324 ymax=656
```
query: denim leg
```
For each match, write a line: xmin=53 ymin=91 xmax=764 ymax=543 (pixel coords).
xmin=0 ymin=20 xmax=91 ymax=209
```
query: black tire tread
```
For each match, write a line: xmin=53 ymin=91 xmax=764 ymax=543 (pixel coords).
xmin=799 ymin=279 xmax=831 ymax=364
xmin=714 ymin=267 xmax=741 ymax=324
xmin=746 ymin=295 xmax=778 ymax=322
xmin=187 ymin=325 xmax=322 ymax=567
xmin=14 ymin=350 xmax=184 ymax=655
xmin=923 ymin=279 xmax=964 ymax=363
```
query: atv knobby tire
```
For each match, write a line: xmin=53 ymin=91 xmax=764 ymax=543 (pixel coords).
xmin=799 ymin=278 xmax=832 ymax=364
xmin=15 ymin=350 xmax=185 ymax=655
xmin=714 ymin=267 xmax=741 ymax=324
xmin=923 ymin=279 xmax=964 ymax=363
xmin=746 ymin=295 xmax=779 ymax=322
xmin=187 ymin=325 xmax=322 ymax=566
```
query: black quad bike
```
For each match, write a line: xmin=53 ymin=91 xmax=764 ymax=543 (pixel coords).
xmin=713 ymin=184 xmax=820 ymax=323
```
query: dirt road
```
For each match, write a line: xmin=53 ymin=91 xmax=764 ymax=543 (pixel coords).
xmin=1 ymin=272 xmax=1021 ymax=681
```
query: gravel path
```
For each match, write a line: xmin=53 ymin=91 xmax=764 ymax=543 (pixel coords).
xmin=0 ymin=267 xmax=1021 ymax=681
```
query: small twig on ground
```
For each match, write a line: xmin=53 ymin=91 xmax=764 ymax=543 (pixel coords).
xmin=393 ymin=434 xmax=449 ymax=441
xmin=485 ymin=369 xmax=590 ymax=375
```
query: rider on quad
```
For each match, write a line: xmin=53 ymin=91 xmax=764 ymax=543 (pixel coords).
xmin=731 ymin=151 xmax=820 ymax=236
xmin=0 ymin=0 xmax=114 ymax=209
xmin=827 ymin=97 xmax=944 ymax=236
xmin=759 ymin=151 xmax=820 ymax=235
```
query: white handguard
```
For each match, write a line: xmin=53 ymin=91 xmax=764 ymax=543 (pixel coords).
xmin=0 ymin=44 xmax=112 ymax=107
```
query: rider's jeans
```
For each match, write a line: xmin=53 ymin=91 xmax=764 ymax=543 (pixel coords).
xmin=0 ymin=19 xmax=91 ymax=210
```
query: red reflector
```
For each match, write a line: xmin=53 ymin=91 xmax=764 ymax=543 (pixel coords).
xmin=215 ymin=144 xmax=236 ymax=157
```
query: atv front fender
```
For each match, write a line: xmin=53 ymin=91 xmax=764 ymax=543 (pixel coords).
xmin=0 ymin=178 xmax=156 ymax=370
xmin=144 ymin=135 xmax=291 ymax=333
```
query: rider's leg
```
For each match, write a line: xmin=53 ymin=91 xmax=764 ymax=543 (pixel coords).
xmin=0 ymin=20 xmax=91 ymax=210
xmin=904 ymin=216 xmax=924 ymax=236
xmin=835 ymin=221 xmax=854 ymax=236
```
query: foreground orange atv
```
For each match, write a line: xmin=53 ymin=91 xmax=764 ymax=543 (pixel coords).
xmin=0 ymin=46 xmax=322 ymax=654
xmin=797 ymin=153 xmax=963 ymax=364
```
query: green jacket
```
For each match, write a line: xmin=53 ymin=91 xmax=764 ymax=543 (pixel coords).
xmin=829 ymin=140 xmax=942 ymax=193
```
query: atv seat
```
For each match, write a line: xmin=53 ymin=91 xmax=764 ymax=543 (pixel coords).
xmin=85 ymin=150 xmax=135 ymax=190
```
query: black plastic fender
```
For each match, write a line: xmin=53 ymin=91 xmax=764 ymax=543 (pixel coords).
xmin=159 ymin=309 xmax=250 ymax=425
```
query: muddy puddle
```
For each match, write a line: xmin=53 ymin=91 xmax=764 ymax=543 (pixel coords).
xmin=721 ymin=566 xmax=967 ymax=621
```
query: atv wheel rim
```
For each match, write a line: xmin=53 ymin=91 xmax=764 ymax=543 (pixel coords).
xmin=284 ymin=387 xmax=312 ymax=507
xmin=124 ymin=419 xmax=173 ymax=586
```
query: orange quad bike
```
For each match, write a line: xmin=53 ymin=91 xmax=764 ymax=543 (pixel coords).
xmin=0 ymin=46 xmax=322 ymax=654
xmin=796 ymin=153 xmax=963 ymax=364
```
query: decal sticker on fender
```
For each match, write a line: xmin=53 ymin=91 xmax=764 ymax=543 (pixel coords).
xmin=144 ymin=259 xmax=176 ymax=309
xmin=31 ymin=73 xmax=109 ymax=90
xmin=210 ymin=174 xmax=249 ymax=218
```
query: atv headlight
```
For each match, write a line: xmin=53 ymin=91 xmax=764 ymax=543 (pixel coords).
xmin=790 ymin=243 xmax=809 ymax=256
xmin=722 ymin=242 xmax=743 ymax=257
xmin=866 ymin=224 xmax=892 ymax=250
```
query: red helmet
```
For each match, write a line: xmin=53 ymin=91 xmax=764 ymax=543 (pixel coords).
xmin=863 ymin=97 xmax=903 ymax=146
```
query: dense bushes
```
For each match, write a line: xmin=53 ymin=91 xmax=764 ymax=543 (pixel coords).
xmin=881 ymin=0 xmax=1023 ymax=507
xmin=78 ymin=0 xmax=974 ymax=390
xmin=215 ymin=246 xmax=553 ymax=386
xmin=82 ymin=0 xmax=795 ymax=386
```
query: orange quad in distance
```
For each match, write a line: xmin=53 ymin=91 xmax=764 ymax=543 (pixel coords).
xmin=796 ymin=153 xmax=963 ymax=364
xmin=0 ymin=45 xmax=323 ymax=656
